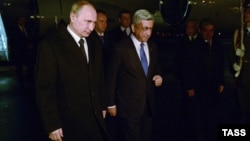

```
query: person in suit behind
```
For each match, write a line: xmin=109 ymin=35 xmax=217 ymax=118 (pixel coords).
xmin=175 ymin=19 xmax=200 ymax=81
xmin=182 ymin=18 xmax=225 ymax=141
xmin=107 ymin=9 xmax=132 ymax=42
xmin=56 ymin=19 xmax=67 ymax=31
xmin=35 ymin=1 xmax=111 ymax=141
xmin=185 ymin=19 xmax=200 ymax=42
xmin=89 ymin=9 xmax=118 ymax=141
xmin=9 ymin=16 xmax=35 ymax=88
xmin=106 ymin=9 xmax=163 ymax=141
xmin=90 ymin=9 xmax=113 ymax=71
xmin=174 ymin=18 xmax=200 ymax=140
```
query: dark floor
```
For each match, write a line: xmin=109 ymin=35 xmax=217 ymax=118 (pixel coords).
xmin=0 ymin=66 xmax=241 ymax=141
xmin=0 ymin=66 xmax=48 ymax=141
xmin=0 ymin=38 xmax=242 ymax=141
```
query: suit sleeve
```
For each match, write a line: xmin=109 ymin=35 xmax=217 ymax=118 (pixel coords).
xmin=106 ymin=43 xmax=122 ymax=107
xmin=35 ymin=39 xmax=62 ymax=134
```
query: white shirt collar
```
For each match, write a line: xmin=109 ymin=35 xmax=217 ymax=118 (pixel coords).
xmin=130 ymin=34 xmax=149 ymax=64
xmin=120 ymin=26 xmax=126 ymax=31
xmin=67 ymin=25 xmax=86 ymax=46
xmin=247 ymin=27 xmax=250 ymax=32
xmin=67 ymin=25 xmax=89 ymax=62
xmin=120 ymin=26 xmax=131 ymax=35
xmin=131 ymin=34 xmax=142 ymax=46
xmin=95 ymin=30 xmax=104 ymax=36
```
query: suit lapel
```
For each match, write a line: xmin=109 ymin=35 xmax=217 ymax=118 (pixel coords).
xmin=128 ymin=39 xmax=148 ymax=76
xmin=147 ymin=42 xmax=154 ymax=77
xmin=60 ymin=29 xmax=88 ymax=64
xmin=86 ymin=37 xmax=93 ymax=65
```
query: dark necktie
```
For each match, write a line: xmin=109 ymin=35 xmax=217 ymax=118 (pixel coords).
xmin=140 ymin=43 xmax=148 ymax=75
xmin=123 ymin=29 xmax=127 ymax=36
xmin=79 ymin=39 xmax=88 ymax=62
xmin=99 ymin=35 xmax=104 ymax=44
xmin=21 ymin=26 xmax=28 ymax=36
xmin=191 ymin=36 xmax=194 ymax=41
xmin=189 ymin=36 xmax=194 ymax=41
xmin=124 ymin=28 xmax=130 ymax=36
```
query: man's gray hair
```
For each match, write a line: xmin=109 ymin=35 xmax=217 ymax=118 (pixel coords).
xmin=132 ymin=9 xmax=154 ymax=25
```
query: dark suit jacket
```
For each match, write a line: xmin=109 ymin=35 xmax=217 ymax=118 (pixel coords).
xmin=107 ymin=26 xmax=130 ymax=43
xmin=90 ymin=31 xmax=114 ymax=68
xmin=174 ymin=34 xmax=200 ymax=81
xmin=106 ymin=37 xmax=161 ymax=118
xmin=182 ymin=36 xmax=224 ymax=93
xmin=35 ymin=28 xmax=110 ymax=141
xmin=9 ymin=25 xmax=32 ymax=60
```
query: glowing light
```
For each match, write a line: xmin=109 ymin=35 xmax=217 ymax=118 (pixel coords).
xmin=189 ymin=0 xmax=215 ymax=5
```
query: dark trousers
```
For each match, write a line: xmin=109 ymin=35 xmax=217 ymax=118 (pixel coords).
xmin=240 ymin=112 xmax=250 ymax=124
xmin=106 ymin=115 xmax=119 ymax=141
xmin=118 ymin=115 xmax=152 ymax=141
xmin=14 ymin=49 xmax=35 ymax=87
xmin=183 ymin=89 xmax=219 ymax=141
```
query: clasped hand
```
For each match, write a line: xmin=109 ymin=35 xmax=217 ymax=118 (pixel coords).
xmin=153 ymin=75 xmax=163 ymax=87
xmin=49 ymin=128 xmax=63 ymax=141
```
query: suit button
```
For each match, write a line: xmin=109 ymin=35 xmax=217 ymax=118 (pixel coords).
xmin=92 ymin=92 xmax=95 ymax=95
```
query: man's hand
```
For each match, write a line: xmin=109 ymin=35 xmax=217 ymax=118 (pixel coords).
xmin=187 ymin=89 xmax=195 ymax=97
xmin=107 ymin=106 xmax=117 ymax=117
xmin=102 ymin=110 xmax=107 ymax=118
xmin=49 ymin=128 xmax=63 ymax=141
xmin=152 ymin=75 xmax=163 ymax=87
xmin=218 ymin=85 xmax=224 ymax=93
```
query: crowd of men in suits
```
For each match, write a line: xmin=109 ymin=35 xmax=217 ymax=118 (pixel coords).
xmin=8 ymin=0 xmax=250 ymax=141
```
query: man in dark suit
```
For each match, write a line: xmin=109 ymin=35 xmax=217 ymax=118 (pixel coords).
xmin=107 ymin=9 xmax=132 ymax=43
xmin=35 ymin=1 xmax=111 ymax=141
xmin=90 ymin=9 xmax=113 ymax=72
xmin=9 ymin=16 xmax=35 ymax=87
xmin=175 ymin=19 xmax=200 ymax=81
xmin=106 ymin=9 xmax=163 ymax=141
xmin=90 ymin=9 xmax=119 ymax=141
xmin=174 ymin=18 xmax=201 ymax=140
xmin=182 ymin=18 xmax=224 ymax=141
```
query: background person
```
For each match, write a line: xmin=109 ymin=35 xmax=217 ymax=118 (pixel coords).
xmin=9 ymin=16 xmax=35 ymax=88
xmin=107 ymin=9 xmax=132 ymax=42
xmin=90 ymin=9 xmax=113 ymax=72
xmin=182 ymin=18 xmax=225 ymax=141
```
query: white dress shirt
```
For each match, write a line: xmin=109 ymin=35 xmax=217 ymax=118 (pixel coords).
xmin=121 ymin=26 xmax=131 ymax=36
xmin=67 ymin=25 xmax=89 ymax=63
xmin=130 ymin=34 xmax=150 ymax=65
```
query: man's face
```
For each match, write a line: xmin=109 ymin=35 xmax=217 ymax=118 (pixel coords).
xmin=132 ymin=20 xmax=154 ymax=42
xmin=70 ymin=5 xmax=97 ymax=38
xmin=186 ymin=21 xmax=198 ymax=36
xmin=17 ymin=17 xmax=26 ymax=26
xmin=119 ymin=13 xmax=131 ymax=28
xmin=95 ymin=13 xmax=107 ymax=33
xmin=244 ymin=8 xmax=250 ymax=23
xmin=200 ymin=24 xmax=215 ymax=41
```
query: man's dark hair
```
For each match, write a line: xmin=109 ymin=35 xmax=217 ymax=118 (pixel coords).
xmin=96 ymin=9 xmax=107 ymax=15
xmin=199 ymin=18 xmax=215 ymax=29
xmin=118 ymin=9 xmax=130 ymax=18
